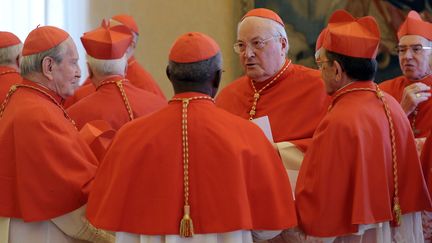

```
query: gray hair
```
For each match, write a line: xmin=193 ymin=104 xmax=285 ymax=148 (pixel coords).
xmin=168 ymin=52 xmax=222 ymax=82
xmin=238 ymin=16 xmax=289 ymax=54
xmin=0 ymin=43 xmax=22 ymax=65
xmin=86 ymin=54 xmax=127 ymax=76
xmin=20 ymin=41 xmax=67 ymax=76
xmin=132 ymin=31 xmax=139 ymax=45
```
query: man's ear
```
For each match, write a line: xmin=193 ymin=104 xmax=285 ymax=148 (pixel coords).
xmin=87 ymin=62 xmax=93 ymax=79
xmin=166 ymin=66 xmax=171 ymax=80
xmin=15 ymin=55 xmax=20 ymax=68
xmin=210 ymin=69 xmax=222 ymax=97
xmin=334 ymin=60 xmax=343 ymax=82
xmin=41 ymin=56 xmax=55 ymax=80
xmin=280 ymin=37 xmax=288 ymax=54
xmin=212 ymin=69 xmax=222 ymax=89
xmin=130 ymin=41 xmax=137 ymax=50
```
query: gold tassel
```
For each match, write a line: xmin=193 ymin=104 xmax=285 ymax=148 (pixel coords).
xmin=179 ymin=205 xmax=194 ymax=237
xmin=393 ymin=201 xmax=402 ymax=226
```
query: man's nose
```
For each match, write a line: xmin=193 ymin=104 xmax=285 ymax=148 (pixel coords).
xmin=76 ymin=65 xmax=81 ymax=77
xmin=243 ymin=44 xmax=255 ymax=58
xmin=402 ymin=49 xmax=414 ymax=59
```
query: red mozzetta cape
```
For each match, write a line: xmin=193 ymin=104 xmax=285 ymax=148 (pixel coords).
xmin=421 ymin=136 xmax=432 ymax=196
xmin=0 ymin=80 xmax=98 ymax=221
xmin=87 ymin=92 xmax=297 ymax=234
xmin=216 ymin=60 xmax=330 ymax=151
xmin=379 ymin=75 xmax=432 ymax=138
xmin=296 ymin=81 xmax=431 ymax=237
xmin=67 ymin=76 xmax=166 ymax=130
xmin=0 ymin=66 xmax=22 ymax=100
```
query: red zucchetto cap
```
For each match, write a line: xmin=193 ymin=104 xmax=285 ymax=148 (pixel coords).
xmin=111 ymin=14 xmax=139 ymax=34
xmin=169 ymin=32 xmax=220 ymax=63
xmin=81 ymin=19 xmax=132 ymax=60
xmin=322 ymin=10 xmax=380 ymax=59
xmin=0 ymin=31 xmax=21 ymax=48
xmin=315 ymin=28 xmax=328 ymax=51
xmin=397 ymin=10 xmax=432 ymax=41
xmin=241 ymin=8 xmax=284 ymax=27
xmin=22 ymin=26 xmax=69 ymax=56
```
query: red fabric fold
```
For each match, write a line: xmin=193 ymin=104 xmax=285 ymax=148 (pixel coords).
xmin=87 ymin=92 xmax=297 ymax=234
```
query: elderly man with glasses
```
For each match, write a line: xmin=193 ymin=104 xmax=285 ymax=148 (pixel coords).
xmin=380 ymin=11 xmax=432 ymax=146
xmin=216 ymin=8 xmax=329 ymax=184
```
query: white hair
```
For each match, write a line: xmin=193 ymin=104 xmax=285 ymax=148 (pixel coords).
xmin=0 ymin=43 xmax=22 ymax=65
xmin=20 ymin=39 xmax=68 ymax=76
xmin=86 ymin=54 xmax=127 ymax=76
xmin=132 ymin=31 xmax=139 ymax=44
xmin=238 ymin=16 xmax=289 ymax=54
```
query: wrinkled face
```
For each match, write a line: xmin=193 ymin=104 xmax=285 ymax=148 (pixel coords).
xmin=398 ymin=35 xmax=432 ymax=80
xmin=236 ymin=17 xmax=287 ymax=82
xmin=316 ymin=48 xmax=338 ymax=95
xmin=52 ymin=38 xmax=81 ymax=98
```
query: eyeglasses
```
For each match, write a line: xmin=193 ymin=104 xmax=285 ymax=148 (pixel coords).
xmin=315 ymin=59 xmax=332 ymax=69
xmin=395 ymin=44 xmax=432 ymax=55
xmin=233 ymin=36 xmax=279 ymax=54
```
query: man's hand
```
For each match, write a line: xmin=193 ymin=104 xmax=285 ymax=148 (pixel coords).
xmin=401 ymin=82 xmax=431 ymax=115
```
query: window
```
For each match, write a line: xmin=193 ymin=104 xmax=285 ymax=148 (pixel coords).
xmin=0 ymin=0 xmax=90 ymax=83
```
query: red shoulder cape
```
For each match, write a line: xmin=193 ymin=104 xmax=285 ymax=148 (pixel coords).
xmin=67 ymin=76 xmax=166 ymax=130
xmin=0 ymin=80 xmax=98 ymax=221
xmin=216 ymin=61 xmax=330 ymax=151
xmin=296 ymin=82 xmax=431 ymax=237
xmin=87 ymin=92 xmax=297 ymax=234
xmin=0 ymin=66 xmax=22 ymax=100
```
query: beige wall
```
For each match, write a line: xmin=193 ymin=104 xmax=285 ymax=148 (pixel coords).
xmin=88 ymin=0 xmax=248 ymax=98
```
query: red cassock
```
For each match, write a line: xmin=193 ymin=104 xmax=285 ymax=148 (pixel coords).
xmin=0 ymin=66 xmax=22 ymax=100
xmin=66 ymin=75 xmax=167 ymax=131
xmin=216 ymin=60 xmax=330 ymax=151
xmin=296 ymin=81 xmax=431 ymax=237
xmin=379 ymin=75 xmax=432 ymax=138
xmin=0 ymin=79 xmax=98 ymax=221
xmin=421 ymin=135 xmax=432 ymax=196
xmin=86 ymin=92 xmax=297 ymax=235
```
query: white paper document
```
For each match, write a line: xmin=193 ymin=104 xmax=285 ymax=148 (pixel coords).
xmin=251 ymin=116 xmax=274 ymax=142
